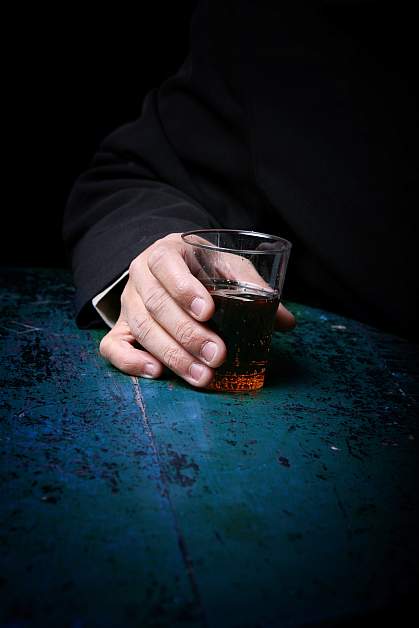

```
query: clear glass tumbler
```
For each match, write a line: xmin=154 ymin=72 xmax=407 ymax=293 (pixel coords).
xmin=181 ymin=229 xmax=292 ymax=392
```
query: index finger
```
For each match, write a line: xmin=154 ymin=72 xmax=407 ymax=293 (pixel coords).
xmin=146 ymin=243 xmax=215 ymax=321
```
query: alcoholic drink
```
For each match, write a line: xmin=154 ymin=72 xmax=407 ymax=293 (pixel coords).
xmin=207 ymin=280 xmax=279 ymax=392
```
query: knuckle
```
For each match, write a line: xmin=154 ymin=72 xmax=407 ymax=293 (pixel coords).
xmin=120 ymin=289 xmax=128 ymax=310
xmin=143 ymin=287 xmax=170 ymax=318
xmin=118 ymin=358 xmax=140 ymax=375
xmin=174 ymin=319 xmax=199 ymax=348
xmin=162 ymin=345 xmax=183 ymax=372
xmin=173 ymin=276 xmax=191 ymax=298
xmin=131 ymin=314 xmax=153 ymax=344
xmin=147 ymin=245 xmax=167 ymax=273
xmin=99 ymin=335 xmax=110 ymax=358
xmin=128 ymin=256 xmax=140 ymax=277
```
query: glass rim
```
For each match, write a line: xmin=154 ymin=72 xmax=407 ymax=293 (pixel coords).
xmin=181 ymin=229 xmax=292 ymax=255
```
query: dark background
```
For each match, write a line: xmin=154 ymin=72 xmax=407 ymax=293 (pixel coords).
xmin=4 ymin=3 xmax=196 ymax=269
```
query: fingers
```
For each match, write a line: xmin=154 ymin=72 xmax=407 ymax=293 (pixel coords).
xmin=102 ymin=235 xmax=226 ymax=388
xmin=130 ymin=248 xmax=227 ymax=363
xmin=99 ymin=233 xmax=294 ymax=390
xmin=123 ymin=282 xmax=225 ymax=388
xmin=137 ymin=276 xmax=226 ymax=367
xmin=99 ymin=319 xmax=165 ymax=379
xmin=144 ymin=243 xmax=215 ymax=321
xmin=275 ymin=303 xmax=296 ymax=330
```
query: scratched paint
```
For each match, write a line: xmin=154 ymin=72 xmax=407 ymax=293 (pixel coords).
xmin=0 ymin=268 xmax=418 ymax=627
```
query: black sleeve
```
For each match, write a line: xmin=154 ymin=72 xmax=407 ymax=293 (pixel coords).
xmin=62 ymin=94 xmax=221 ymax=327
xmin=64 ymin=1 xmax=418 ymax=338
xmin=62 ymin=1 xmax=262 ymax=327
xmin=62 ymin=76 xmax=221 ymax=327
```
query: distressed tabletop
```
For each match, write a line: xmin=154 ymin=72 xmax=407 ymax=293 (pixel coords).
xmin=0 ymin=267 xmax=418 ymax=628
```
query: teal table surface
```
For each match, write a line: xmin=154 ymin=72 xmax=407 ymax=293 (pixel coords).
xmin=1 ymin=267 xmax=418 ymax=628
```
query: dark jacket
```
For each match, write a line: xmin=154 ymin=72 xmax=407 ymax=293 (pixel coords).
xmin=63 ymin=0 xmax=418 ymax=339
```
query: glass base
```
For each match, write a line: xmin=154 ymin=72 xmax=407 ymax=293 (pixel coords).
xmin=207 ymin=370 xmax=265 ymax=392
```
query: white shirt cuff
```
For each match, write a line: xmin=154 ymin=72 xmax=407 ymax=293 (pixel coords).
xmin=92 ymin=270 xmax=129 ymax=328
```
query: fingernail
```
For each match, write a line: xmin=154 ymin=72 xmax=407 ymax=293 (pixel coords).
xmin=190 ymin=362 xmax=205 ymax=382
xmin=190 ymin=297 xmax=205 ymax=317
xmin=143 ymin=362 xmax=158 ymax=378
xmin=201 ymin=341 xmax=217 ymax=363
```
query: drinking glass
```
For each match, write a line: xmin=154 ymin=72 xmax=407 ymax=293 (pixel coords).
xmin=181 ymin=229 xmax=292 ymax=392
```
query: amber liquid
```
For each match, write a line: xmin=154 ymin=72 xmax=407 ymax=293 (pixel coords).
xmin=207 ymin=280 xmax=279 ymax=392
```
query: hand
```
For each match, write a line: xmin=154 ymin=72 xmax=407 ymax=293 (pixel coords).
xmin=99 ymin=233 xmax=295 ymax=387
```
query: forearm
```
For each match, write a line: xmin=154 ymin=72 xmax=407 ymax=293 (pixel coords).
xmin=63 ymin=89 xmax=223 ymax=326
xmin=63 ymin=7 xmax=262 ymax=327
xmin=65 ymin=180 xmax=219 ymax=326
